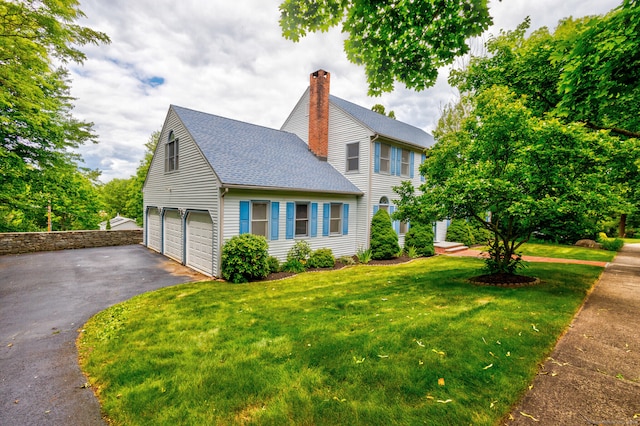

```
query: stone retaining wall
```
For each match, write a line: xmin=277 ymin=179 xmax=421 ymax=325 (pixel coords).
xmin=0 ymin=230 xmax=143 ymax=255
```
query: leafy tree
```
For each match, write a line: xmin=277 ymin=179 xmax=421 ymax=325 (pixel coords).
xmin=371 ymin=104 xmax=396 ymax=119
xmin=279 ymin=0 xmax=492 ymax=95
xmin=0 ymin=0 xmax=109 ymax=231
xmin=396 ymin=86 xmax=621 ymax=274
xmin=450 ymin=5 xmax=640 ymax=237
xmin=370 ymin=209 xmax=400 ymax=260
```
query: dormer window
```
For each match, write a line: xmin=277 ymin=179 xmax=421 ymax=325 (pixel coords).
xmin=165 ymin=130 xmax=179 ymax=172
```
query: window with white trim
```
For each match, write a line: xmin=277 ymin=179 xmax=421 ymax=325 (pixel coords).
xmin=379 ymin=143 xmax=390 ymax=173
xmin=165 ymin=130 xmax=179 ymax=172
xmin=251 ymin=202 xmax=268 ymax=238
xmin=295 ymin=203 xmax=309 ymax=237
xmin=401 ymin=149 xmax=410 ymax=176
xmin=346 ymin=142 xmax=359 ymax=172
xmin=379 ymin=196 xmax=390 ymax=212
xmin=330 ymin=203 xmax=342 ymax=235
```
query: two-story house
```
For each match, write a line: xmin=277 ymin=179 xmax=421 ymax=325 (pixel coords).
xmin=143 ymin=70 xmax=445 ymax=276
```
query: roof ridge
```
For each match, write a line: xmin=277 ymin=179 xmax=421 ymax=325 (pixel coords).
xmin=171 ymin=104 xmax=297 ymax=137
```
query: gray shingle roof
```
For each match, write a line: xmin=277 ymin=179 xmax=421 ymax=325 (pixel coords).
xmin=330 ymin=95 xmax=435 ymax=148
xmin=172 ymin=105 xmax=363 ymax=195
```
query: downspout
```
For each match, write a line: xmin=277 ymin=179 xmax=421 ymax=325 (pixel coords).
xmin=367 ymin=134 xmax=380 ymax=248
xmin=218 ymin=187 xmax=229 ymax=276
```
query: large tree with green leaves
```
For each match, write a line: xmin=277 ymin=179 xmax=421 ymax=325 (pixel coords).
xmin=279 ymin=0 xmax=492 ymax=95
xmin=450 ymin=1 xmax=640 ymax=237
xmin=394 ymin=86 xmax=622 ymax=275
xmin=0 ymin=0 xmax=109 ymax=231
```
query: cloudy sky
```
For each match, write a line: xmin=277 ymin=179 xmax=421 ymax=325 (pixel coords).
xmin=70 ymin=0 xmax=621 ymax=182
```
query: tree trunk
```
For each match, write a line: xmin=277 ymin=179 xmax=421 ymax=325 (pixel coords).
xmin=619 ymin=213 xmax=627 ymax=238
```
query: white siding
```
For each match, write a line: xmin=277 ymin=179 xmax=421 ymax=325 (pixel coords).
xmin=143 ymin=108 xmax=221 ymax=274
xmin=222 ymin=190 xmax=359 ymax=261
xmin=281 ymin=88 xmax=310 ymax=143
xmin=370 ymin=138 xmax=427 ymax=248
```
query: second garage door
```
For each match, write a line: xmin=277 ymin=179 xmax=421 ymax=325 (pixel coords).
xmin=186 ymin=212 xmax=214 ymax=276
xmin=163 ymin=210 xmax=182 ymax=262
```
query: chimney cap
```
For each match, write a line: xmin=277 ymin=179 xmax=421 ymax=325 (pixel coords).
xmin=312 ymin=69 xmax=329 ymax=78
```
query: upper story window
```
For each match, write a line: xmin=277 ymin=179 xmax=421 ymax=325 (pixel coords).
xmin=295 ymin=203 xmax=309 ymax=237
xmin=346 ymin=142 xmax=359 ymax=172
xmin=401 ymin=149 xmax=410 ymax=176
xmin=379 ymin=143 xmax=390 ymax=173
xmin=165 ymin=130 xmax=179 ymax=172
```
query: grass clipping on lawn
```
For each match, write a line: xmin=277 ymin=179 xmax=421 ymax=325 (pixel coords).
xmin=78 ymin=256 xmax=602 ymax=426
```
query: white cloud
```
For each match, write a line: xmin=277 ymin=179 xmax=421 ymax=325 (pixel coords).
xmin=71 ymin=0 xmax=621 ymax=182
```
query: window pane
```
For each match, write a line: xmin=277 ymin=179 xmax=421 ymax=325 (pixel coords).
xmin=347 ymin=143 xmax=359 ymax=157
xmin=401 ymin=149 xmax=410 ymax=176
xmin=402 ymin=149 xmax=410 ymax=163
xmin=330 ymin=219 xmax=340 ymax=234
xmin=295 ymin=220 xmax=308 ymax=236
xmin=252 ymin=221 xmax=268 ymax=237
xmin=400 ymin=221 xmax=408 ymax=234
xmin=347 ymin=158 xmax=358 ymax=171
xmin=296 ymin=204 xmax=308 ymax=219
xmin=380 ymin=144 xmax=390 ymax=159
xmin=252 ymin=203 xmax=267 ymax=220
xmin=380 ymin=159 xmax=389 ymax=173
xmin=331 ymin=204 xmax=341 ymax=219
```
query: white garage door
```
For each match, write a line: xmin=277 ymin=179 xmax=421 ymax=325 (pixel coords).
xmin=163 ymin=210 xmax=182 ymax=262
xmin=186 ymin=212 xmax=214 ymax=276
xmin=147 ymin=208 xmax=161 ymax=251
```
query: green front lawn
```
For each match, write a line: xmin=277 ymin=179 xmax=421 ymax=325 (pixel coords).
xmin=508 ymin=242 xmax=615 ymax=262
xmin=79 ymin=256 xmax=603 ymax=425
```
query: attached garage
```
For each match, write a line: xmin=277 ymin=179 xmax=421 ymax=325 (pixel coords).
xmin=186 ymin=212 xmax=214 ymax=276
xmin=147 ymin=207 xmax=161 ymax=252
xmin=163 ymin=210 xmax=183 ymax=262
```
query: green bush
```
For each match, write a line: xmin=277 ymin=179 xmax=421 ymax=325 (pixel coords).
xmin=405 ymin=245 xmax=419 ymax=258
xmin=446 ymin=219 xmax=474 ymax=246
xmin=307 ymin=248 xmax=335 ymax=268
xmin=338 ymin=255 xmax=356 ymax=266
xmin=281 ymin=258 xmax=306 ymax=273
xmin=471 ymin=221 xmax=492 ymax=245
xmin=221 ymin=234 xmax=269 ymax=283
xmin=356 ymin=247 xmax=372 ymax=264
xmin=267 ymin=256 xmax=280 ymax=274
xmin=370 ymin=209 xmax=400 ymax=260
xmin=597 ymin=234 xmax=624 ymax=251
xmin=287 ymin=240 xmax=312 ymax=263
xmin=404 ymin=223 xmax=435 ymax=257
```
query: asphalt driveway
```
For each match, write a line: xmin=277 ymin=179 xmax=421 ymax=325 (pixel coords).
xmin=0 ymin=245 xmax=202 ymax=426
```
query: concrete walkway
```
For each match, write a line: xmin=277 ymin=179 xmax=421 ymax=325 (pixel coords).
xmin=500 ymin=244 xmax=640 ymax=425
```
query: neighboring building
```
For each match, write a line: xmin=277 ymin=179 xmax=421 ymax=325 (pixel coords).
xmin=99 ymin=214 xmax=141 ymax=231
xmin=143 ymin=70 xmax=446 ymax=276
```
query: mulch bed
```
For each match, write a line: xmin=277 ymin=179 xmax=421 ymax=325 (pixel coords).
xmin=469 ymin=273 xmax=540 ymax=287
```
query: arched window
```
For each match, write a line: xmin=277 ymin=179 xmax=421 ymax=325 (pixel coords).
xmin=165 ymin=130 xmax=179 ymax=172
xmin=379 ymin=196 xmax=389 ymax=212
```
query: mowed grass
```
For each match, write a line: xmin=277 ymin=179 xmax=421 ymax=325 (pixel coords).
xmin=78 ymin=256 xmax=603 ymax=425
xmin=510 ymin=242 xmax=616 ymax=262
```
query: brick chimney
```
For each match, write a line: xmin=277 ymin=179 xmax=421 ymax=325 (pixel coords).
xmin=308 ymin=69 xmax=330 ymax=161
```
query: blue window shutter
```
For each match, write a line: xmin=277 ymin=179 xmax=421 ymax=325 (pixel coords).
xmin=409 ymin=151 xmax=415 ymax=178
xmin=390 ymin=146 xmax=396 ymax=175
xmin=286 ymin=202 xmax=294 ymax=239
xmin=270 ymin=202 xmax=279 ymax=240
xmin=374 ymin=142 xmax=381 ymax=173
xmin=342 ymin=204 xmax=349 ymax=235
xmin=322 ymin=203 xmax=330 ymax=236
xmin=239 ymin=201 xmax=250 ymax=234
xmin=421 ymin=153 xmax=426 ymax=182
xmin=396 ymin=148 xmax=402 ymax=176
xmin=310 ymin=203 xmax=318 ymax=237
xmin=373 ymin=205 xmax=379 ymax=215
